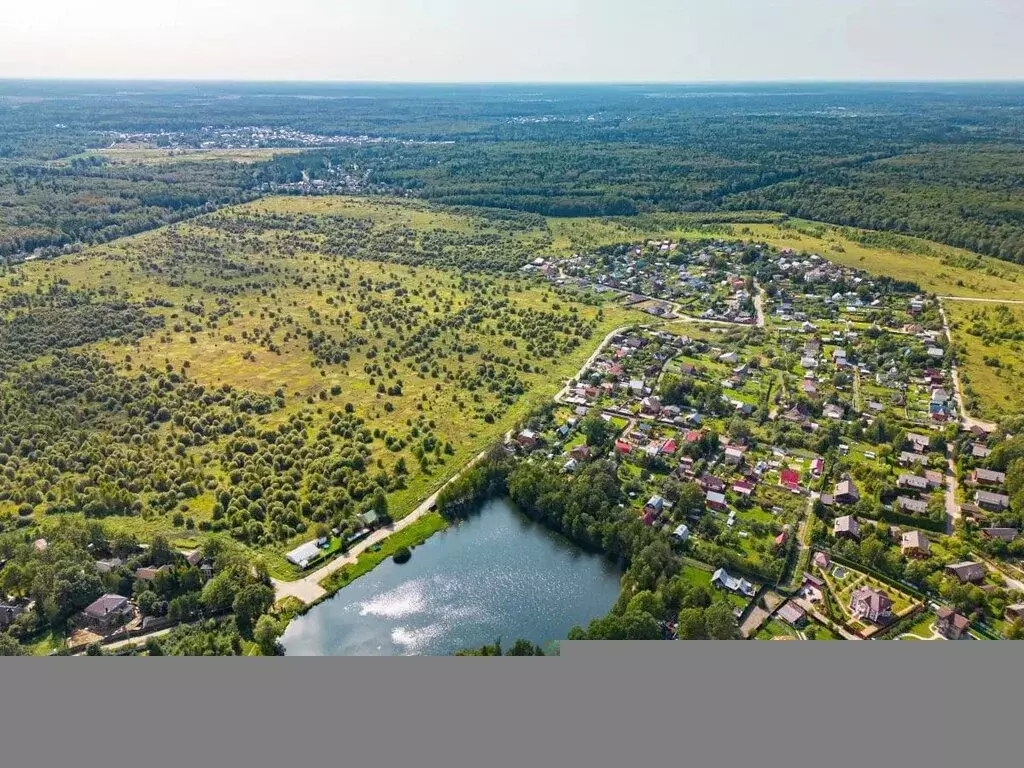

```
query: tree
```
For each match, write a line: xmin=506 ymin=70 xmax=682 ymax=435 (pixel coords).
xmin=704 ymin=601 xmax=740 ymax=640
xmin=254 ymin=614 xmax=284 ymax=656
xmin=145 ymin=637 xmax=165 ymax=656
xmin=149 ymin=534 xmax=174 ymax=566
xmin=580 ymin=412 xmax=614 ymax=451
xmin=626 ymin=590 xmax=665 ymax=620
xmin=200 ymin=573 xmax=237 ymax=615
xmin=505 ymin=638 xmax=544 ymax=656
xmin=0 ymin=633 xmax=24 ymax=656
xmin=232 ymin=583 xmax=274 ymax=636
xmin=676 ymin=608 xmax=707 ymax=640
xmin=136 ymin=590 xmax=158 ymax=616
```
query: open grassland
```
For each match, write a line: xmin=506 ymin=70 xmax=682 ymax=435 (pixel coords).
xmin=0 ymin=196 xmax=645 ymax=570
xmin=59 ymin=147 xmax=304 ymax=166
xmin=945 ymin=301 xmax=1024 ymax=421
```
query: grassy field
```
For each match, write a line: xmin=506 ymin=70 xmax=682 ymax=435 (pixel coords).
xmin=58 ymin=146 xmax=304 ymax=166
xmin=945 ymin=301 xmax=1024 ymax=420
xmin=1 ymin=195 xmax=646 ymax=563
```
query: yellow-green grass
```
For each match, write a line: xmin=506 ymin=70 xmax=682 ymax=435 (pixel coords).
xmin=944 ymin=301 xmax=1024 ymax=421
xmin=739 ymin=220 xmax=1024 ymax=300
xmin=319 ymin=512 xmax=448 ymax=594
xmin=1 ymin=195 xmax=646 ymax=560
xmin=55 ymin=147 xmax=303 ymax=166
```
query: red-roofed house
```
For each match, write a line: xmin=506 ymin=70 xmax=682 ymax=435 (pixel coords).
xmin=780 ymin=468 xmax=801 ymax=489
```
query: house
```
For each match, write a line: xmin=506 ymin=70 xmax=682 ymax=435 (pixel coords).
xmin=971 ymin=443 xmax=992 ymax=459
xmin=644 ymin=495 xmax=666 ymax=515
xmin=640 ymin=396 xmax=662 ymax=415
xmin=975 ymin=490 xmax=1010 ymax=511
xmin=710 ymin=568 xmax=755 ymax=597
xmin=935 ymin=607 xmax=971 ymax=639
xmin=926 ymin=347 xmax=944 ymax=359
xmin=971 ymin=468 xmax=1006 ymax=487
xmin=980 ymin=528 xmax=1019 ymax=543
xmin=358 ymin=509 xmax=380 ymax=528
xmin=724 ymin=446 xmax=745 ymax=466
xmin=94 ymin=558 xmax=124 ymax=574
xmin=1005 ymin=604 xmax=1024 ymax=623
xmin=719 ymin=351 xmax=740 ymax=364
xmin=80 ymin=594 xmax=134 ymax=631
xmin=900 ymin=530 xmax=931 ymax=558
xmin=672 ymin=524 xmax=690 ymax=543
xmin=614 ymin=439 xmax=632 ymax=454
xmin=777 ymin=602 xmax=806 ymax=628
xmin=923 ymin=470 xmax=944 ymax=489
xmin=907 ymin=433 xmax=931 ymax=453
xmin=897 ymin=474 xmax=929 ymax=492
xmin=810 ymin=457 xmax=825 ymax=476
xmin=135 ymin=565 xmax=172 ymax=582
xmin=823 ymin=403 xmax=844 ymax=420
xmin=899 ymin=451 xmax=927 ymax=467
xmin=849 ymin=587 xmax=894 ymax=624
xmin=701 ymin=475 xmax=726 ymax=493
xmin=516 ymin=429 xmax=539 ymax=449
xmin=570 ymin=443 xmax=591 ymax=461
xmin=732 ymin=480 xmax=755 ymax=497
xmin=780 ymin=468 xmax=801 ymax=489
xmin=286 ymin=540 xmax=323 ymax=569
xmin=813 ymin=552 xmax=831 ymax=570
xmin=562 ymin=458 xmax=579 ymax=473
xmin=946 ymin=561 xmax=986 ymax=584
xmin=833 ymin=479 xmax=860 ymax=505
xmin=706 ymin=491 xmax=728 ymax=511
xmin=833 ymin=515 xmax=861 ymax=540
xmin=183 ymin=549 xmax=204 ymax=568
xmin=896 ymin=496 xmax=929 ymax=516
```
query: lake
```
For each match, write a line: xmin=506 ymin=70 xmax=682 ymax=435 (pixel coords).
xmin=280 ymin=496 xmax=622 ymax=655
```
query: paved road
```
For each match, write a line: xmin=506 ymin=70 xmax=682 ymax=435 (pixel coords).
xmin=753 ymin=281 xmax=766 ymax=328
xmin=944 ymin=453 xmax=960 ymax=535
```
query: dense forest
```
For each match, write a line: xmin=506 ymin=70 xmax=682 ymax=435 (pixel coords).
xmin=4 ymin=81 xmax=1024 ymax=263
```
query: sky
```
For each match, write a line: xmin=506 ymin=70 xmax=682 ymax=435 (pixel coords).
xmin=2 ymin=0 xmax=1023 ymax=82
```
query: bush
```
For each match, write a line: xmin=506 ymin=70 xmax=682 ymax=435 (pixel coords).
xmin=392 ymin=546 xmax=412 ymax=564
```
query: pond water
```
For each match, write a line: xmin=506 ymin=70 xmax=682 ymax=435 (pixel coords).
xmin=280 ymin=496 xmax=622 ymax=655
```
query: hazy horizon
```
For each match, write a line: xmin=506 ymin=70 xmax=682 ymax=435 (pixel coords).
xmin=3 ymin=0 xmax=1023 ymax=83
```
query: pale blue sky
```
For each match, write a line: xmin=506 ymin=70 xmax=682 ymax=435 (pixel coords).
xmin=2 ymin=0 xmax=1023 ymax=82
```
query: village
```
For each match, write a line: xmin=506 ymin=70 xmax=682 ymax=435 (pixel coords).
xmin=3 ymin=235 xmax=1022 ymax=649
xmin=507 ymin=237 xmax=1024 ymax=640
